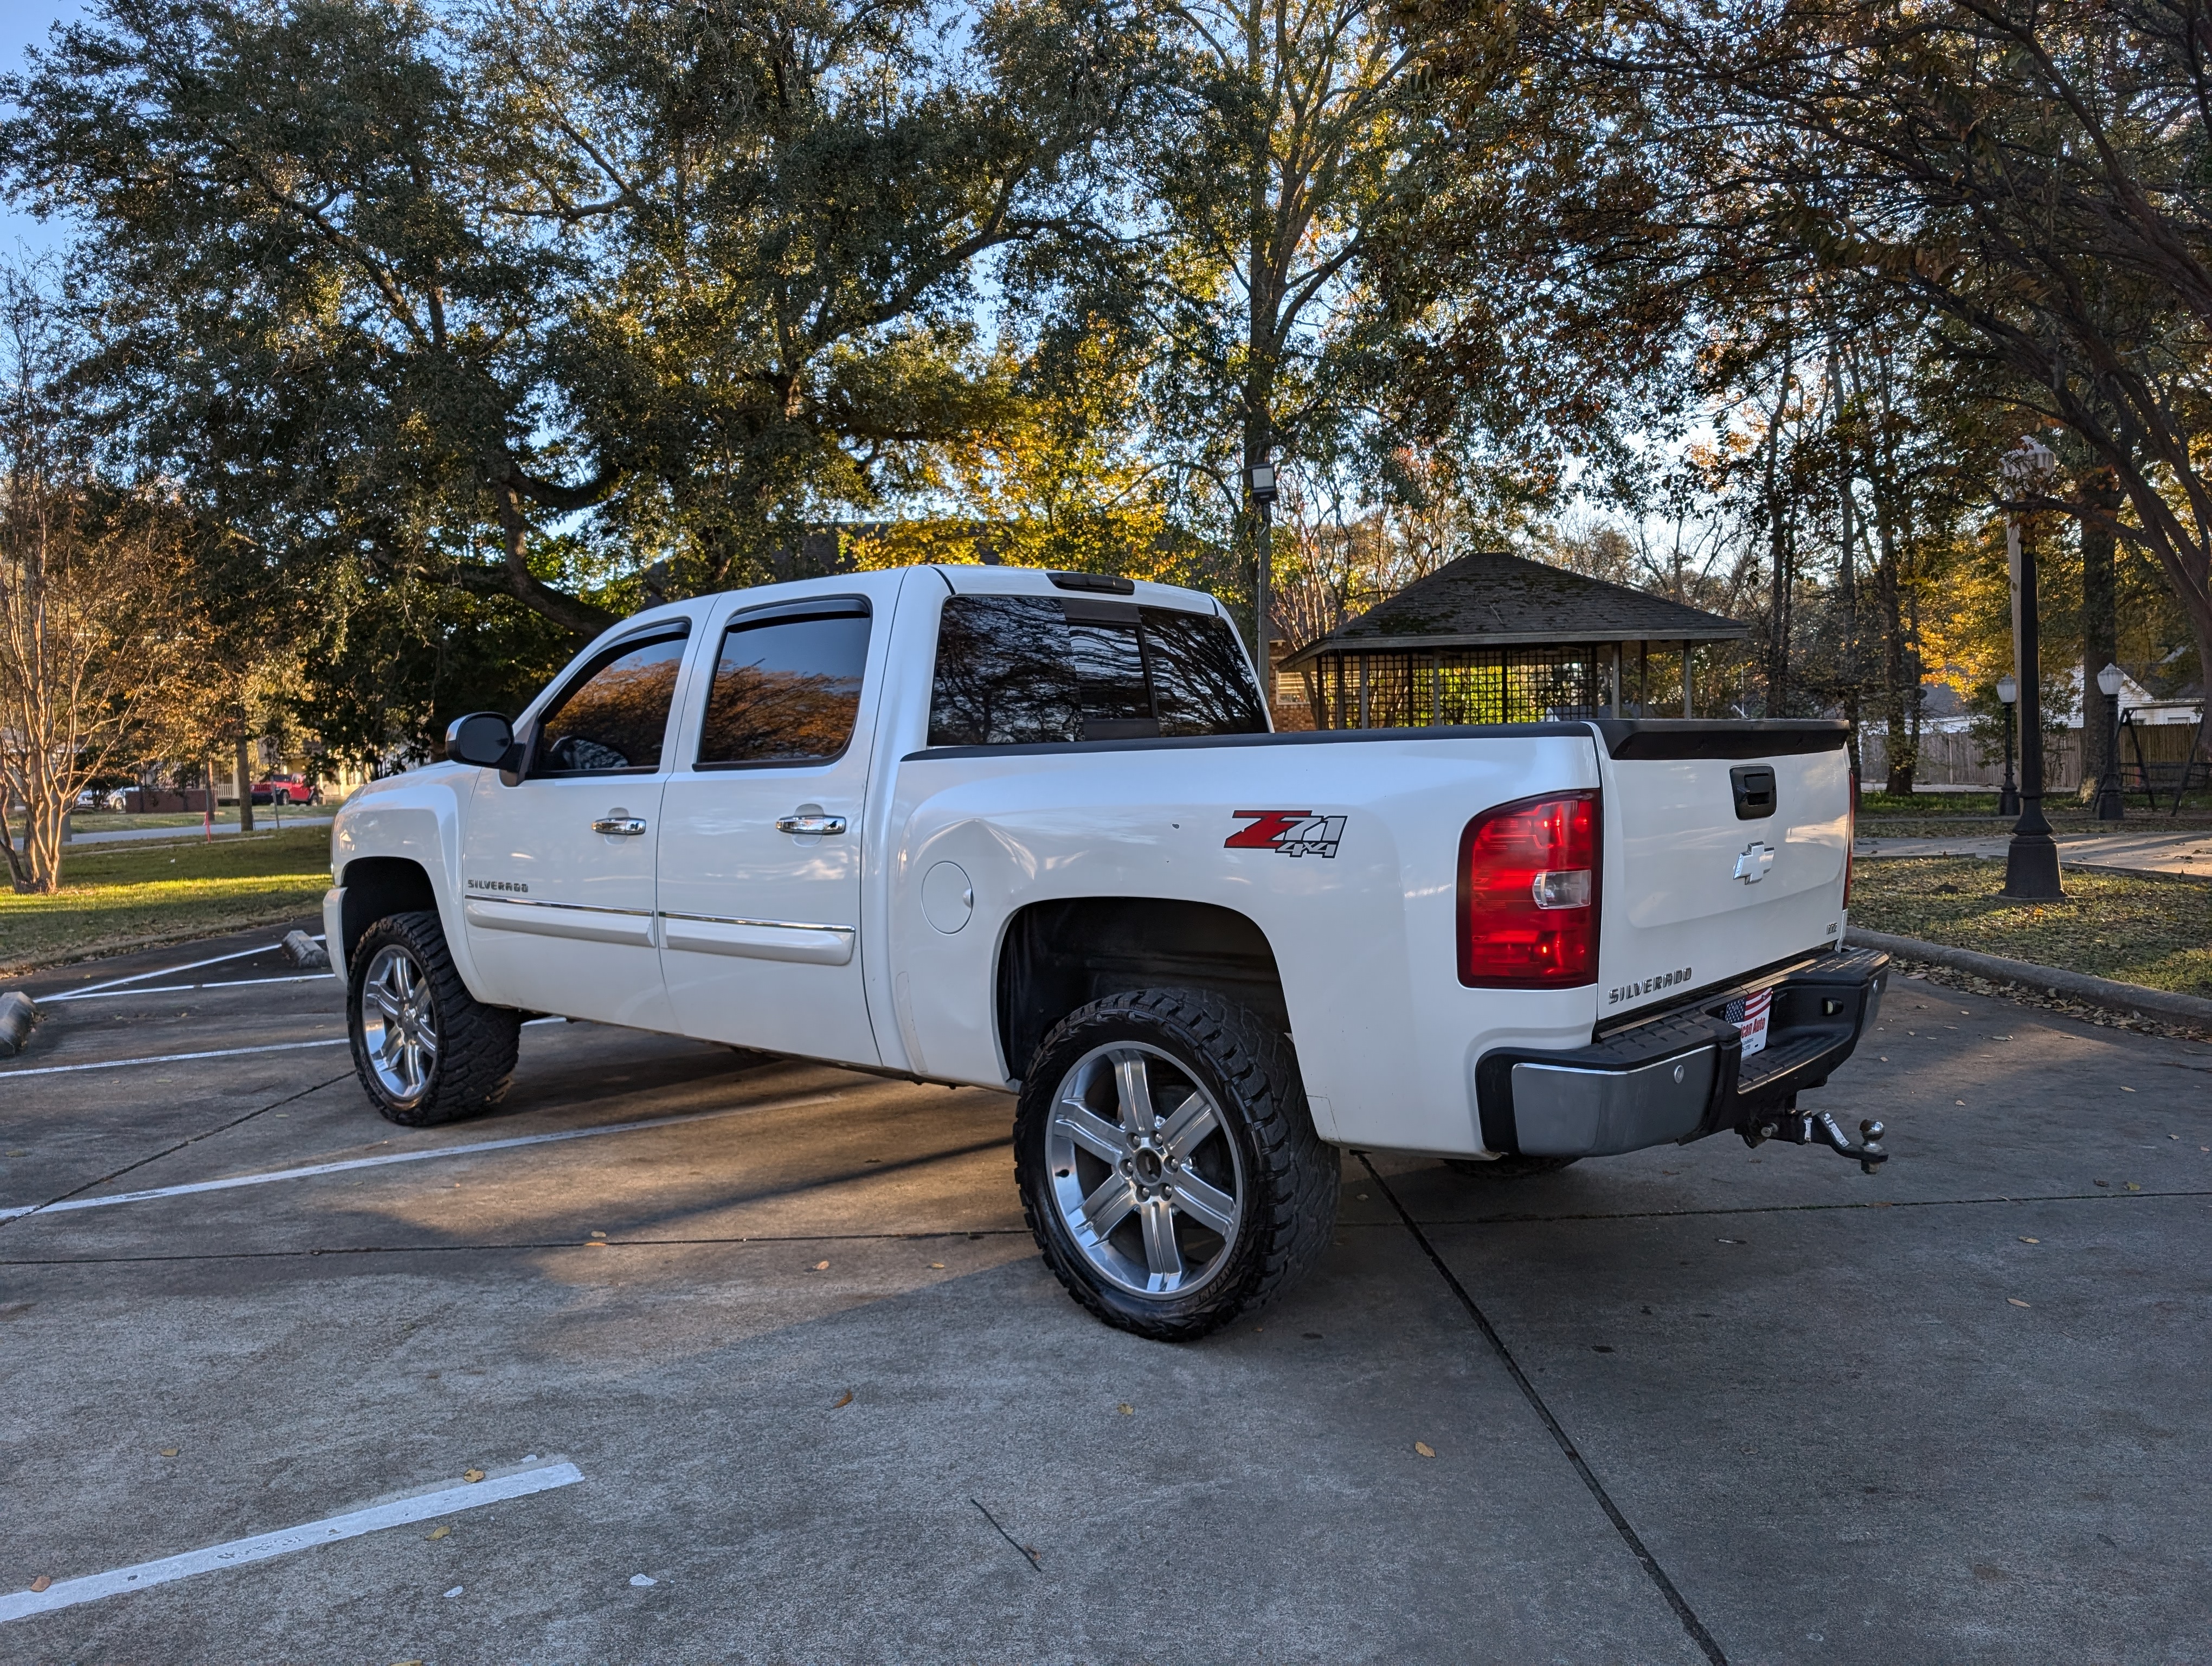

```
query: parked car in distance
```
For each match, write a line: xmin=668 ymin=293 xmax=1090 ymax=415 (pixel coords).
xmin=252 ymin=774 xmax=319 ymax=806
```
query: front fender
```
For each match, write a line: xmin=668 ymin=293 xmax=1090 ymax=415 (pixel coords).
xmin=329 ymin=767 xmax=488 ymax=998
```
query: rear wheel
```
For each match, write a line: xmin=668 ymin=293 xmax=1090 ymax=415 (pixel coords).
xmin=346 ymin=909 xmax=520 ymax=1126
xmin=1015 ymin=989 xmax=1338 ymax=1342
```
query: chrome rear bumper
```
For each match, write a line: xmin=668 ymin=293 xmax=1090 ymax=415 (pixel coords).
xmin=1476 ymin=946 xmax=1890 ymax=1158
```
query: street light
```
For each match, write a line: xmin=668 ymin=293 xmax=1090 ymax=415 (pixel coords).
xmin=2094 ymin=661 xmax=2126 ymax=822
xmin=1246 ymin=459 xmax=1278 ymax=717
xmin=1999 ymin=437 xmax=2063 ymax=900
xmin=1995 ymin=674 xmax=2020 ymax=816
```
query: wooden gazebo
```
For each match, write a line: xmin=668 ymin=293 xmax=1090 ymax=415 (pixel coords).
xmin=1279 ymin=550 xmax=1748 ymax=729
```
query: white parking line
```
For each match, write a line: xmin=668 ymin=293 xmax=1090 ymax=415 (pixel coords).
xmin=0 ymin=1039 xmax=349 ymax=1079
xmin=43 ymin=974 xmax=337 ymax=1004
xmin=0 ymin=1461 xmax=583 ymax=1624
xmin=0 ymin=1087 xmax=853 ymax=1220
xmin=41 ymin=942 xmax=284 ymax=1001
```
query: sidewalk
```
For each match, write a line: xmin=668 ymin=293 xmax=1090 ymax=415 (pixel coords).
xmin=66 ymin=816 xmax=333 ymax=848
xmin=1856 ymin=826 xmax=2212 ymax=876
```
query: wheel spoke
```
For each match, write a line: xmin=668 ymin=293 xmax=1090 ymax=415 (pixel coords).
xmin=1139 ymin=1197 xmax=1182 ymax=1281
xmin=1077 ymin=1172 xmax=1137 ymax=1238
xmin=371 ymin=986 xmax=403 ymax=1023
xmin=1158 ymin=1094 xmax=1219 ymax=1164
xmin=1113 ymin=1053 xmax=1158 ymax=1136
xmin=1168 ymin=1169 xmax=1237 ymax=1236
xmin=1054 ymin=1098 xmax=1130 ymax=1164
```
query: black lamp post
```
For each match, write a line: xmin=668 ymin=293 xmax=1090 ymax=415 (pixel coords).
xmin=2000 ymin=438 xmax=2065 ymax=901
xmin=2094 ymin=661 xmax=2126 ymax=821
xmin=1996 ymin=674 xmax=2020 ymax=816
xmin=1246 ymin=459 xmax=1277 ymax=717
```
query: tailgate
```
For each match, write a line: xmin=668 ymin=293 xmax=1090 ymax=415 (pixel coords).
xmin=1592 ymin=721 xmax=1850 ymax=1022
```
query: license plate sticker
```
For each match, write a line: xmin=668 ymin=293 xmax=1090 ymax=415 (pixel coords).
xmin=1733 ymin=988 xmax=1772 ymax=1059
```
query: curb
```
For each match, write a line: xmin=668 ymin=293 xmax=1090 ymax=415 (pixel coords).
xmin=1846 ymin=926 xmax=2212 ymax=1026
xmin=0 ymin=990 xmax=35 ymax=1056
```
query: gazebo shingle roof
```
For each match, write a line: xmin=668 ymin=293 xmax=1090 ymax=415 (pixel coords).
xmin=1281 ymin=550 xmax=1748 ymax=668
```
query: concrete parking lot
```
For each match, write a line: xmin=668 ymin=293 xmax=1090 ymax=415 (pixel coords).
xmin=2 ymin=927 xmax=2208 ymax=1664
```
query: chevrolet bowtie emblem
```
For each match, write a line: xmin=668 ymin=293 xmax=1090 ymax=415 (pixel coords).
xmin=1732 ymin=841 xmax=1777 ymax=883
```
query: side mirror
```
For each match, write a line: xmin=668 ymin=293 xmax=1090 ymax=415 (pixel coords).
xmin=445 ymin=712 xmax=515 ymax=769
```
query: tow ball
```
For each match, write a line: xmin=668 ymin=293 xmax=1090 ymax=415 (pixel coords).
xmin=1742 ymin=1109 xmax=1888 ymax=1174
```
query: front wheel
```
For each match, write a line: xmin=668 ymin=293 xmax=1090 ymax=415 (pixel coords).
xmin=1015 ymin=989 xmax=1339 ymax=1342
xmin=346 ymin=909 xmax=520 ymax=1126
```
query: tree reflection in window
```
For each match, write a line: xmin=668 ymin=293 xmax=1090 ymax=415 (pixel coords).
xmin=928 ymin=594 xmax=1265 ymax=747
xmin=535 ymin=631 xmax=688 ymax=774
xmin=698 ymin=609 xmax=870 ymax=765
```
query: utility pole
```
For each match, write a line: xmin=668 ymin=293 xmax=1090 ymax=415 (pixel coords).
xmin=1999 ymin=438 xmax=2063 ymax=901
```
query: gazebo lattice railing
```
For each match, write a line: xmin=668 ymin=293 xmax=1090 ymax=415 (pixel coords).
xmin=1301 ymin=645 xmax=1609 ymax=730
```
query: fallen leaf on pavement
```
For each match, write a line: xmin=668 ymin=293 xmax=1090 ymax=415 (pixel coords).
xmin=158 ymin=1447 xmax=178 ymax=1457
xmin=2020 ymin=1237 xmax=2039 ymax=1244
xmin=2126 ymin=1182 xmax=2142 ymax=1191
xmin=29 ymin=1575 xmax=50 ymax=1593
xmin=463 ymin=1469 xmax=485 ymax=1483
xmin=590 ymin=1231 xmax=607 ymax=1238
xmin=832 ymin=1391 xmax=853 ymax=1408
xmin=1414 ymin=1441 xmax=1436 ymax=1458
xmin=2008 ymin=1298 xmax=2031 ymax=1308
xmin=811 ymin=1260 xmax=830 ymax=1271
xmin=1117 ymin=1403 xmax=1133 ymax=1415
xmin=426 ymin=1525 xmax=451 ymax=1541
xmin=929 ymin=1262 xmax=945 ymax=1269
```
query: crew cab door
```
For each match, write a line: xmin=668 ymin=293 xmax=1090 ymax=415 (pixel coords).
xmin=654 ymin=593 xmax=883 ymax=1065
xmin=459 ymin=622 xmax=691 ymax=1030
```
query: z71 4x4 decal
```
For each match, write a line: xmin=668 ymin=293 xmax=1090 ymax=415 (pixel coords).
xmin=1225 ymin=810 xmax=1346 ymax=858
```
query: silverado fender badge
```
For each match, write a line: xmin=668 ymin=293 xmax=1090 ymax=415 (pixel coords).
xmin=1732 ymin=841 xmax=1777 ymax=883
xmin=1225 ymin=810 xmax=1346 ymax=859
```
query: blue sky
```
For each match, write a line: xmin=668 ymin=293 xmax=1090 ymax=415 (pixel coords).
xmin=1 ymin=2 xmax=89 ymax=258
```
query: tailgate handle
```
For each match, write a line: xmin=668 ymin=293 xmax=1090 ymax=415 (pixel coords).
xmin=1730 ymin=766 xmax=1777 ymax=821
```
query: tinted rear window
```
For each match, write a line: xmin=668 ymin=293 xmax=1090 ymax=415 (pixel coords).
xmin=927 ymin=594 xmax=1265 ymax=747
xmin=697 ymin=606 xmax=870 ymax=766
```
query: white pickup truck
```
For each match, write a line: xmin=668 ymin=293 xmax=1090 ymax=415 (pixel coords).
xmin=325 ymin=565 xmax=1888 ymax=1338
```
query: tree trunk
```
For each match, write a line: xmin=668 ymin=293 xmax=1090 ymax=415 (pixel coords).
xmin=2078 ymin=466 xmax=2120 ymax=799
xmin=235 ymin=733 xmax=255 ymax=834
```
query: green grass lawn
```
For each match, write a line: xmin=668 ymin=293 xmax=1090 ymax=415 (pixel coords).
xmin=1850 ymin=855 xmax=2212 ymax=996
xmin=1 ymin=826 xmax=332 ymax=973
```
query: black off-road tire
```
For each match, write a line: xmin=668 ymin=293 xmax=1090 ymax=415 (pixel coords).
xmin=346 ymin=909 xmax=520 ymax=1127
xmin=1015 ymin=988 xmax=1339 ymax=1342
xmin=1444 ymin=1154 xmax=1581 ymax=1178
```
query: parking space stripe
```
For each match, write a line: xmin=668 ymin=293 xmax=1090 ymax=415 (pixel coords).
xmin=0 ymin=1039 xmax=349 ymax=1078
xmin=0 ymin=1087 xmax=858 ymax=1221
xmin=0 ymin=1462 xmax=583 ymax=1624
xmin=43 ymin=974 xmax=337 ymax=1004
xmin=37 ymin=942 xmax=285 ymax=1001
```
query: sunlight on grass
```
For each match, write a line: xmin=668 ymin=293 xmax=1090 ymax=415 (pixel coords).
xmin=1 ymin=827 xmax=332 ymax=972
xmin=1851 ymin=856 xmax=2212 ymax=996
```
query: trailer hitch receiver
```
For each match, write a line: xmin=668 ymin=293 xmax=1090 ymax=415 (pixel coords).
xmin=1742 ymin=1108 xmax=1887 ymax=1174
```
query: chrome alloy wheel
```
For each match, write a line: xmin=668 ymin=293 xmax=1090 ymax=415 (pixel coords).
xmin=359 ymin=943 xmax=439 ymax=1108
xmin=1045 ymin=1041 xmax=1245 ymax=1298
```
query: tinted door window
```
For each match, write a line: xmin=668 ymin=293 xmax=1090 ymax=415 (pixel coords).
xmin=532 ymin=630 xmax=689 ymax=775
xmin=927 ymin=594 xmax=1266 ymax=747
xmin=697 ymin=606 xmax=871 ymax=766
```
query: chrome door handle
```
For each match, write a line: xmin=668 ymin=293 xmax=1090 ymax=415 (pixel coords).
xmin=775 ymin=813 xmax=848 ymax=836
xmin=591 ymin=816 xmax=648 ymax=836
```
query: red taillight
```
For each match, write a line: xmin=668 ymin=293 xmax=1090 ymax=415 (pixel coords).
xmin=1458 ymin=792 xmax=1600 ymax=988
